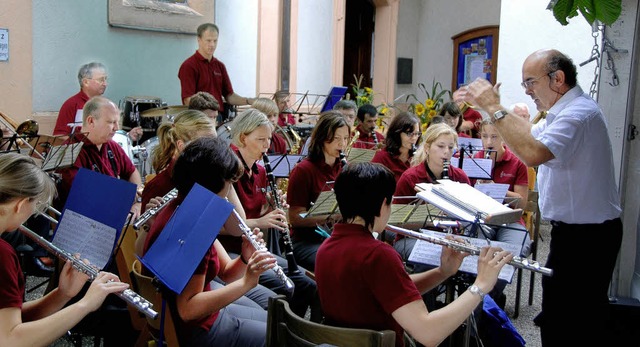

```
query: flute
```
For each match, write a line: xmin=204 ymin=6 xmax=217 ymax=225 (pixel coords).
xmin=262 ymin=154 xmax=300 ymax=276
xmin=18 ymin=224 xmax=159 ymax=319
xmin=231 ymin=210 xmax=295 ymax=292
xmin=385 ymin=224 xmax=553 ymax=276
xmin=132 ymin=188 xmax=178 ymax=230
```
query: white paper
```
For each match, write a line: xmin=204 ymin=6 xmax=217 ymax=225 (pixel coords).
xmin=474 ymin=183 xmax=509 ymax=203
xmin=74 ymin=109 xmax=83 ymax=124
xmin=450 ymin=157 xmax=493 ymax=179
xmin=52 ymin=209 xmax=116 ymax=269
xmin=457 ymin=137 xmax=483 ymax=155
xmin=408 ymin=229 xmax=517 ymax=283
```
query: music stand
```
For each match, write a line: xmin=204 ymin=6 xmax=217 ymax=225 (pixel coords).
xmin=39 ymin=134 xmax=85 ymax=172
xmin=320 ymin=86 xmax=348 ymax=113
xmin=304 ymin=190 xmax=339 ymax=217
xmin=263 ymin=154 xmax=305 ymax=179
xmin=346 ymin=148 xmax=376 ymax=164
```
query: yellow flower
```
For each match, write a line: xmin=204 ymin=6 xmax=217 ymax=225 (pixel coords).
xmin=428 ymin=109 xmax=437 ymax=118
xmin=421 ymin=122 xmax=428 ymax=132
xmin=425 ymin=99 xmax=435 ymax=109
xmin=415 ymin=103 xmax=425 ymax=116
xmin=379 ymin=106 xmax=388 ymax=115
xmin=364 ymin=87 xmax=373 ymax=94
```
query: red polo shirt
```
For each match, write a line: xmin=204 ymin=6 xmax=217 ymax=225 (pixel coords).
xmin=278 ymin=113 xmax=296 ymax=127
xmin=394 ymin=163 xmax=470 ymax=204
xmin=141 ymin=159 xmax=175 ymax=211
xmin=54 ymin=90 xmax=89 ymax=135
xmin=316 ymin=223 xmax=421 ymax=347
xmin=58 ymin=137 xmax=136 ymax=207
xmin=269 ymin=132 xmax=288 ymax=155
xmin=178 ymin=51 xmax=234 ymax=112
xmin=371 ymin=148 xmax=411 ymax=182
xmin=0 ymin=239 xmax=24 ymax=311
xmin=142 ymin=198 xmax=221 ymax=340
xmin=287 ymin=158 xmax=341 ymax=240
xmin=353 ymin=128 xmax=385 ymax=150
xmin=473 ymin=147 xmax=528 ymax=191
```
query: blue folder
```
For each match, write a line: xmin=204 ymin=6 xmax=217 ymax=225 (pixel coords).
xmin=141 ymin=183 xmax=235 ymax=294
xmin=320 ymin=86 xmax=348 ymax=112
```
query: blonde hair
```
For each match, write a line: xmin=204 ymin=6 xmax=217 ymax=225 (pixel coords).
xmin=0 ymin=153 xmax=55 ymax=209
xmin=230 ymin=108 xmax=272 ymax=148
xmin=411 ymin=123 xmax=458 ymax=166
xmin=252 ymin=98 xmax=279 ymax=116
xmin=152 ymin=110 xmax=214 ymax=172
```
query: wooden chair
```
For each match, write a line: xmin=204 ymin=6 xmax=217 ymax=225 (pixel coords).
xmin=130 ymin=259 xmax=181 ymax=347
xmin=267 ymin=295 xmax=396 ymax=347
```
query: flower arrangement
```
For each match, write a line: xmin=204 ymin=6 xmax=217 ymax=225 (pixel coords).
xmin=406 ymin=79 xmax=451 ymax=131
xmin=351 ymin=74 xmax=373 ymax=108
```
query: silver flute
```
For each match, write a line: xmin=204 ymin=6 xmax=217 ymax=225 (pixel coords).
xmin=132 ymin=188 xmax=178 ymax=230
xmin=18 ymin=224 xmax=159 ymax=319
xmin=385 ymin=224 xmax=553 ymax=276
xmin=231 ymin=210 xmax=295 ymax=292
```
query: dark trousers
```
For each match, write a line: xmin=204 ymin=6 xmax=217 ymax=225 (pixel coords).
xmin=538 ymin=218 xmax=622 ymax=347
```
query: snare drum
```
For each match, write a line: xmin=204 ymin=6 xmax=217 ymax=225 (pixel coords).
xmin=120 ymin=95 xmax=163 ymax=143
xmin=112 ymin=130 xmax=135 ymax=164
xmin=216 ymin=121 xmax=233 ymax=147
xmin=140 ymin=136 xmax=159 ymax=176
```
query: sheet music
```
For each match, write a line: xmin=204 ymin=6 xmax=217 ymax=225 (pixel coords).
xmin=474 ymin=183 xmax=509 ymax=204
xmin=408 ymin=229 xmax=517 ymax=283
xmin=457 ymin=138 xmax=483 ymax=154
xmin=74 ymin=109 xmax=83 ymax=123
xmin=52 ymin=209 xmax=116 ymax=269
xmin=41 ymin=142 xmax=83 ymax=171
xmin=262 ymin=154 xmax=304 ymax=178
xmin=347 ymin=148 xmax=376 ymax=164
xmin=450 ymin=157 xmax=492 ymax=179
xmin=304 ymin=190 xmax=339 ymax=217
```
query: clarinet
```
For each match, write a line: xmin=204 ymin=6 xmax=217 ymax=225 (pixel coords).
xmin=442 ymin=159 xmax=450 ymax=179
xmin=231 ymin=209 xmax=295 ymax=292
xmin=485 ymin=149 xmax=492 ymax=160
xmin=18 ymin=224 xmax=159 ymax=319
xmin=409 ymin=143 xmax=417 ymax=158
xmin=339 ymin=150 xmax=348 ymax=169
xmin=385 ymin=224 xmax=553 ymax=276
xmin=371 ymin=129 xmax=379 ymax=148
xmin=132 ymin=188 xmax=178 ymax=230
xmin=262 ymin=153 xmax=300 ymax=275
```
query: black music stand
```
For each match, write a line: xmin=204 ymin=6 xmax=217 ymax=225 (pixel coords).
xmin=263 ymin=154 xmax=305 ymax=178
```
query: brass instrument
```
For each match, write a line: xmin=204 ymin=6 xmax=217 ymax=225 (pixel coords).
xmin=19 ymin=219 xmax=158 ymax=319
xmin=385 ymin=224 xmax=553 ymax=276
xmin=287 ymin=125 xmax=302 ymax=154
xmin=273 ymin=124 xmax=295 ymax=154
xmin=346 ymin=130 xmax=360 ymax=156
xmin=132 ymin=188 xmax=178 ymax=229
xmin=230 ymin=210 xmax=295 ymax=292
xmin=0 ymin=111 xmax=44 ymax=159
xmin=262 ymin=153 xmax=299 ymax=275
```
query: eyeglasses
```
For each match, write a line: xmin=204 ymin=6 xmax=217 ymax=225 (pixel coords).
xmin=88 ymin=76 xmax=108 ymax=84
xmin=521 ymin=72 xmax=554 ymax=89
xmin=404 ymin=131 xmax=421 ymax=138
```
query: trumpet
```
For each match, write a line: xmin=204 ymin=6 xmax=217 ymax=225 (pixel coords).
xmin=132 ymin=188 xmax=178 ymax=229
xmin=231 ymin=209 xmax=295 ymax=292
xmin=385 ymin=224 xmax=553 ymax=276
xmin=19 ymin=221 xmax=158 ymax=319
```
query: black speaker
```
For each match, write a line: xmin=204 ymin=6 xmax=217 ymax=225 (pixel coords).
xmin=397 ymin=58 xmax=413 ymax=84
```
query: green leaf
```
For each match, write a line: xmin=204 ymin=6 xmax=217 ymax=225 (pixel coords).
xmin=594 ymin=0 xmax=621 ymax=25
xmin=576 ymin=0 xmax=596 ymax=25
xmin=553 ymin=0 xmax=576 ymax=25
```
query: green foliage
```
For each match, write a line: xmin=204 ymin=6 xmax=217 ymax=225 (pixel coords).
xmin=551 ymin=0 xmax=621 ymax=26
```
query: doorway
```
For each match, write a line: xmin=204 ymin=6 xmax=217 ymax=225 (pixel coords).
xmin=342 ymin=0 xmax=375 ymax=90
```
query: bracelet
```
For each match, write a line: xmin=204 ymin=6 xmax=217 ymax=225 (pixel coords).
xmin=240 ymin=254 xmax=248 ymax=264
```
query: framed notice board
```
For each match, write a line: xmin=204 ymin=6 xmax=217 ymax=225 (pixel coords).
xmin=451 ymin=26 xmax=499 ymax=91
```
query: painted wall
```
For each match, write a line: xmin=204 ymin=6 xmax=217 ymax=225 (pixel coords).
xmin=0 ymin=1 xmax=32 ymax=122
xmin=395 ymin=0 xmax=421 ymax=104
xmin=295 ymin=1 xmax=334 ymax=97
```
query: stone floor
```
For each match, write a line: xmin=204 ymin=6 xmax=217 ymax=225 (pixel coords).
xmin=26 ymin=222 xmax=552 ymax=347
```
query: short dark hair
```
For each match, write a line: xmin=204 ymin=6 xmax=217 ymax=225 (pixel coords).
xmin=172 ymin=137 xmax=242 ymax=195
xmin=335 ymin=162 xmax=396 ymax=230
xmin=545 ymin=51 xmax=577 ymax=88
xmin=189 ymin=91 xmax=219 ymax=111
xmin=438 ymin=101 xmax=463 ymax=132
xmin=385 ymin=112 xmax=420 ymax=156
xmin=357 ymin=104 xmax=378 ymax=122
xmin=197 ymin=23 xmax=219 ymax=37
xmin=308 ymin=111 xmax=351 ymax=162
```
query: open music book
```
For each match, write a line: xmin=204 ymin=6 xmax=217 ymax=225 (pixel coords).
xmin=41 ymin=142 xmax=84 ymax=171
xmin=388 ymin=202 xmax=442 ymax=225
xmin=303 ymin=190 xmax=339 ymax=217
xmin=416 ymin=180 xmax=522 ymax=225
xmin=347 ymin=147 xmax=376 ymax=164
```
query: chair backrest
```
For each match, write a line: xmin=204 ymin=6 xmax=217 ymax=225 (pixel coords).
xmin=267 ymin=295 xmax=396 ymax=347
xmin=523 ymin=167 xmax=539 ymax=239
xmin=130 ymin=259 xmax=181 ymax=347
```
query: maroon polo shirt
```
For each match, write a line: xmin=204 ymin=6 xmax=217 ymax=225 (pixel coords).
xmin=54 ymin=90 xmax=89 ymax=135
xmin=141 ymin=159 xmax=175 ymax=212
xmin=287 ymin=158 xmax=341 ymax=240
xmin=394 ymin=163 xmax=470 ymax=204
xmin=142 ymin=198 xmax=221 ymax=340
xmin=269 ymin=132 xmax=288 ymax=155
xmin=278 ymin=113 xmax=296 ymax=127
xmin=0 ymin=239 xmax=25 ymax=311
xmin=371 ymin=148 xmax=411 ymax=182
xmin=316 ymin=223 xmax=421 ymax=347
xmin=178 ymin=51 xmax=234 ymax=112
xmin=58 ymin=137 xmax=136 ymax=207
xmin=473 ymin=147 xmax=528 ymax=191
xmin=353 ymin=128 xmax=385 ymax=150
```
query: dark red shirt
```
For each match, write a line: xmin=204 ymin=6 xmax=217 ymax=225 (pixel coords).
xmin=178 ymin=51 xmax=234 ymax=112
xmin=394 ymin=163 xmax=470 ymax=204
xmin=316 ymin=223 xmax=421 ymax=347
xmin=54 ymin=90 xmax=89 ymax=135
xmin=269 ymin=132 xmax=288 ymax=155
xmin=0 ymin=239 xmax=24 ymax=311
xmin=141 ymin=159 xmax=175 ymax=212
xmin=142 ymin=198 xmax=221 ymax=339
xmin=353 ymin=128 xmax=385 ymax=150
xmin=463 ymin=108 xmax=482 ymax=138
xmin=287 ymin=158 xmax=341 ymax=241
xmin=278 ymin=113 xmax=296 ymax=127
xmin=472 ymin=147 xmax=528 ymax=191
xmin=58 ymin=137 xmax=136 ymax=207
xmin=371 ymin=148 xmax=411 ymax=182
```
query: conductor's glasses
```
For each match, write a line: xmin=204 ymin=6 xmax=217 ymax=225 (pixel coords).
xmin=521 ymin=71 xmax=555 ymax=90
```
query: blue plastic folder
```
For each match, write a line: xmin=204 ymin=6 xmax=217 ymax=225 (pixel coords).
xmin=320 ymin=86 xmax=348 ymax=112
xmin=141 ymin=184 xmax=234 ymax=294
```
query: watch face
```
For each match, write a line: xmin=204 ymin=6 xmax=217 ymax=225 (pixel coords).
xmin=494 ymin=110 xmax=507 ymax=120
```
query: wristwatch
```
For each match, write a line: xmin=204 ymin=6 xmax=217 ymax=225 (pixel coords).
xmin=469 ymin=285 xmax=486 ymax=300
xmin=492 ymin=109 xmax=508 ymax=123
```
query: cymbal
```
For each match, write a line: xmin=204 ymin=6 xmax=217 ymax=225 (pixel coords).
xmin=140 ymin=105 xmax=188 ymax=118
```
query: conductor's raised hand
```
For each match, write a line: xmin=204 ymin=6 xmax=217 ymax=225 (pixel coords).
xmin=475 ymin=246 xmax=512 ymax=294
xmin=79 ymin=272 xmax=129 ymax=313
xmin=459 ymin=78 xmax=501 ymax=111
